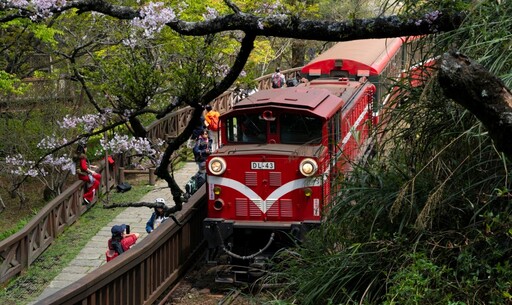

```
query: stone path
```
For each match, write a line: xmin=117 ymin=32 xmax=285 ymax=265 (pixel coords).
xmin=30 ymin=161 xmax=199 ymax=304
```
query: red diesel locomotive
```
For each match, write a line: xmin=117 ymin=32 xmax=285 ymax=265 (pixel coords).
xmin=203 ymin=37 xmax=414 ymax=283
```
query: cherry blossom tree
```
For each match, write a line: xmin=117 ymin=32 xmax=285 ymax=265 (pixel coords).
xmin=0 ymin=0 xmax=491 ymax=214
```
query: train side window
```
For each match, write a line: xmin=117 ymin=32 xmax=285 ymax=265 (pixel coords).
xmin=328 ymin=110 xmax=342 ymax=162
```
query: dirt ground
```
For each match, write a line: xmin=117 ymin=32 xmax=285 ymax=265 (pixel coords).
xmin=161 ymin=262 xmax=268 ymax=305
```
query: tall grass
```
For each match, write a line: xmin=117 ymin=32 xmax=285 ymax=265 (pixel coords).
xmin=265 ymin=2 xmax=512 ymax=304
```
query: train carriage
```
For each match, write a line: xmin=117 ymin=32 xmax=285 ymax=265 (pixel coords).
xmin=203 ymin=38 xmax=413 ymax=283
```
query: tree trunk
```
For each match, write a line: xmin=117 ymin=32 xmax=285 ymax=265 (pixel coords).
xmin=291 ymin=40 xmax=306 ymax=69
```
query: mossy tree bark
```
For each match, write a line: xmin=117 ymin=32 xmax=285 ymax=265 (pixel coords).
xmin=438 ymin=52 xmax=512 ymax=159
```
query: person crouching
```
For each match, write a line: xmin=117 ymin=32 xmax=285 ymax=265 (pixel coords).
xmin=146 ymin=198 xmax=169 ymax=233
xmin=106 ymin=224 xmax=140 ymax=262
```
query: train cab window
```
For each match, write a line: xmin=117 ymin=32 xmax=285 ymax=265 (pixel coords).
xmin=226 ymin=114 xmax=267 ymax=143
xmin=280 ymin=113 xmax=322 ymax=144
xmin=330 ymin=70 xmax=349 ymax=78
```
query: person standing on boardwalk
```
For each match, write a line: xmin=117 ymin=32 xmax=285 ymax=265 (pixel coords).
xmin=271 ymin=67 xmax=286 ymax=88
xmin=204 ymin=105 xmax=220 ymax=151
xmin=188 ymin=114 xmax=206 ymax=148
xmin=193 ymin=129 xmax=212 ymax=171
xmin=74 ymin=143 xmax=101 ymax=205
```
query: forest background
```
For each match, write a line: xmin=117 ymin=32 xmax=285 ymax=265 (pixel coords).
xmin=1 ymin=0 xmax=512 ymax=304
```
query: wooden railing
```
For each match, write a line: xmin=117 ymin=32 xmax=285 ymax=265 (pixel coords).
xmin=145 ymin=67 xmax=302 ymax=140
xmin=0 ymin=158 xmax=118 ymax=284
xmin=35 ymin=189 xmax=207 ymax=305
xmin=0 ymin=67 xmax=302 ymax=286
xmin=118 ymin=167 xmax=157 ymax=185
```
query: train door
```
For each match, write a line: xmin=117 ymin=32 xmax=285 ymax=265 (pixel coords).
xmin=328 ymin=110 xmax=343 ymax=199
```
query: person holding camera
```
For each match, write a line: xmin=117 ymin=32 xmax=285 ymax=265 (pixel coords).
xmin=106 ymin=224 xmax=140 ymax=261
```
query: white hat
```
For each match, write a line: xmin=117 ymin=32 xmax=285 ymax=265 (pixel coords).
xmin=155 ymin=197 xmax=166 ymax=204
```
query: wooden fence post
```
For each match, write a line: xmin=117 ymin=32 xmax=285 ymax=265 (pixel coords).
xmin=119 ymin=167 xmax=125 ymax=184
xmin=149 ymin=168 xmax=156 ymax=185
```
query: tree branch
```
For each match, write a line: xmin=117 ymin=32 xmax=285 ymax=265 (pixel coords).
xmin=200 ymin=32 xmax=256 ymax=105
xmin=1 ymin=1 xmax=465 ymax=42
xmin=438 ymin=52 xmax=512 ymax=158
xmin=168 ymin=11 xmax=465 ymax=41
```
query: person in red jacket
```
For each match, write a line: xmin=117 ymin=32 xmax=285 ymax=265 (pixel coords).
xmin=106 ymin=224 xmax=140 ymax=262
xmin=74 ymin=143 xmax=101 ymax=205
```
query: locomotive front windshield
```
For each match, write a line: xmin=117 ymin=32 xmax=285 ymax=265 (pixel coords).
xmin=225 ymin=112 xmax=323 ymax=145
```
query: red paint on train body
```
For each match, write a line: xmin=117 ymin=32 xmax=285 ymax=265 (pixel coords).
xmin=203 ymin=37 xmax=420 ymax=283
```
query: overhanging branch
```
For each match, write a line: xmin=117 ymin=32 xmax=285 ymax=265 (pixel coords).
xmin=438 ymin=52 xmax=512 ymax=158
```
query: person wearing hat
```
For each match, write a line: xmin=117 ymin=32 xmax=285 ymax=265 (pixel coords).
xmin=107 ymin=224 xmax=140 ymax=256
xmin=146 ymin=198 xmax=169 ymax=233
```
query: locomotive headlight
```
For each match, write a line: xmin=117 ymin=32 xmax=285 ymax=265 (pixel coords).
xmin=208 ymin=157 xmax=227 ymax=175
xmin=299 ymin=158 xmax=318 ymax=177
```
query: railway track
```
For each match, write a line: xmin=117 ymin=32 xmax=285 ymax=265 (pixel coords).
xmin=156 ymin=257 xmax=259 ymax=305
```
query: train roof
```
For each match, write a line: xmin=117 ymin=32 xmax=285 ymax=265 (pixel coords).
xmin=301 ymin=37 xmax=404 ymax=77
xmin=230 ymin=81 xmax=368 ymax=118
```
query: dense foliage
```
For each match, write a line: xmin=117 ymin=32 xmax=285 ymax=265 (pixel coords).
xmin=1 ymin=0 xmax=510 ymax=303
xmin=266 ymin=1 xmax=512 ymax=304
xmin=0 ymin=0 xmax=394 ymax=207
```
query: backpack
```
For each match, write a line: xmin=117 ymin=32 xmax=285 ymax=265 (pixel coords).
xmin=185 ymin=172 xmax=206 ymax=197
xmin=272 ymin=73 xmax=282 ymax=88
xmin=106 ymin=238 xmax=124 ymax=262
xmin=116 ymin=182 xmax=132 ymax=193
xmin=111 ymin=240 xmax=124 ymax=255
xmin=209 ymin=115 xmax=219 ymax=131
xmin=185 ymin=177 xmax=196 ymax=196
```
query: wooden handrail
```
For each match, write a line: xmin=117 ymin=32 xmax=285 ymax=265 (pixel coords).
xmin=35 ymin=188 xmax=207 ymax=305
xmin=0 ymin=157 xmax=118 ymax=284
xmin=145 ymin=67 xmax=303 ymax=141
xmin=118 ymin=167 xmax=157 ymax=185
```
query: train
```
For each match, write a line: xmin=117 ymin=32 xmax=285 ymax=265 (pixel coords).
xmin=202 ymin=37 xmax=419 ymax=283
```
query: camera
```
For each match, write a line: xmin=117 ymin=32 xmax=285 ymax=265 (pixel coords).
xmin=125 ymin=225 xmax=130 ymax=234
